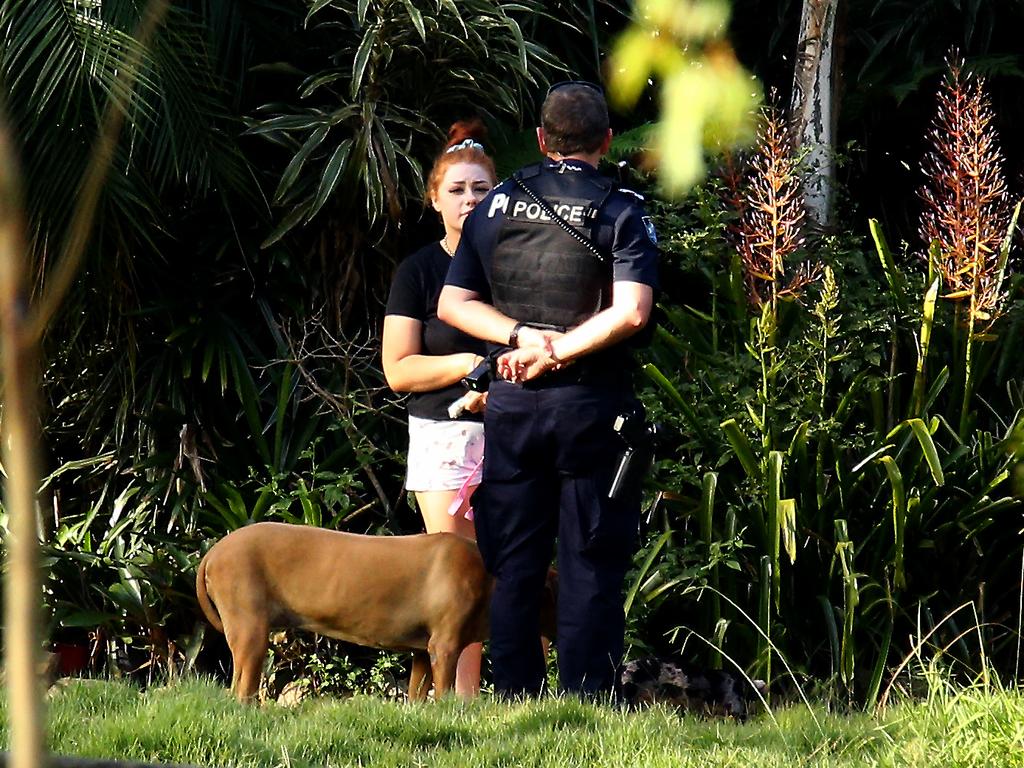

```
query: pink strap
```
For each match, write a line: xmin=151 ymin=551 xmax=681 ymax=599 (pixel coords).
xmin=447 ymin=458 xmax=483 ymax=520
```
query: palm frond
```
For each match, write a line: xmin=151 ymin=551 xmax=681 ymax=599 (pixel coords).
xmin=253 ymin=0 xmax=563 ymax=245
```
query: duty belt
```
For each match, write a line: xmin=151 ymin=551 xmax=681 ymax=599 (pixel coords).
xmin=521 ymin=351 xmax=632 ymax=390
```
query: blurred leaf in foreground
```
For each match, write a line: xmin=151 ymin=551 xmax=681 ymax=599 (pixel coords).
xmin=609 ymin=0 xmax=759 ymax=195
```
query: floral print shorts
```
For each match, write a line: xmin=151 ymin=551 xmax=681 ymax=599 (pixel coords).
xmin=405 ymin=415 xmax=485 ymax=492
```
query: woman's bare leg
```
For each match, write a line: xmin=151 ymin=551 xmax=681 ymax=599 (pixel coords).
xmin=416 ymin=487 xmax=482 ymax=698
xmin=417 ymin=488 xmax=477 ymax=541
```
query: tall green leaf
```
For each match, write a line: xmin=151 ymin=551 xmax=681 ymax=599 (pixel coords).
xmin=721 ymin=418 xmax=763 ymax=482
xmin=912 ymin=276 xmax=940 ymax=416
xmin=869 ymin=218 xmax=906 ymax=311
xmin=876 ymin=456 xmax=906 ymax=590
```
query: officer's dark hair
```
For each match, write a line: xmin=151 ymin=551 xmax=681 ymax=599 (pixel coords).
xmin=540 ymin=83 xmax=609 ymax=155
xmin=425 ymin=118 xmax=496 ymax=205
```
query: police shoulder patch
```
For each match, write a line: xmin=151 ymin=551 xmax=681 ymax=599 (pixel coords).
xmin=642 ymin=215 xmax=658 ymax=245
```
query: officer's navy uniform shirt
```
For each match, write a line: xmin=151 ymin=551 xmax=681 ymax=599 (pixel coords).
xmin=445 ymin=158 xmax=659 ymax=344
xmin=443 ymin=158 xmax=658 ymax=698
xmin=385 ymin=241 xmax=486 ymax=421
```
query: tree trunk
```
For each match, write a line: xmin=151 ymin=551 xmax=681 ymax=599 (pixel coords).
xmin=790 ymin=0 xmax=840 ymax=229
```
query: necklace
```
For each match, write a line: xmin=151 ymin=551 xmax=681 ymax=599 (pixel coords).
xmin=441 ymin=236 xmax=453 ymax=256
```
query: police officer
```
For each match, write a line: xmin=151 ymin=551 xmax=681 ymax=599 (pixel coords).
xmin=437 ymin=81 xmax=658 ymax=698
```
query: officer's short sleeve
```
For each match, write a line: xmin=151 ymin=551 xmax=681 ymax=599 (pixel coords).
xmin=610 ymin=197 xmax=659 ymax=289
xmin=444 ymin=207 xmax=490 ymax=297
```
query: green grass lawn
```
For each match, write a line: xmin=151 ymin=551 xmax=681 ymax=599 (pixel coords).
xmin=3 ymin=678 xmax=1024 ymax=767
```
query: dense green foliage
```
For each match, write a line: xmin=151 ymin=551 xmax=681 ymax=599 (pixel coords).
xmin=627 ymin=81 xmax=1023 ymax=702
xmin=631 ymin=197 xmax=1023 ymax=701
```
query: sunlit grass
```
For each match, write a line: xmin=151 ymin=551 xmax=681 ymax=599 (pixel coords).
xmin=1 ymin=677 xmax=1023 ymax=767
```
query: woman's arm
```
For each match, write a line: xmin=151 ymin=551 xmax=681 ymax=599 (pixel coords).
xmin=382 ymin=315 xmax=481 ymax=393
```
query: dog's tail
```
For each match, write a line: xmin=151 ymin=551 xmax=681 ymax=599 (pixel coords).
xmin=195 ymin=551 xmax=224 ymax=633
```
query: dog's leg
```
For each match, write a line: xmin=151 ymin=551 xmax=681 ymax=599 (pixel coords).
xmin=427 ymin=635 xmax=461 ymax=699
xmin=225 ymin=619 xmax=269 ymax=702
xmin=408 ymin=651 xmax=432 ymax=702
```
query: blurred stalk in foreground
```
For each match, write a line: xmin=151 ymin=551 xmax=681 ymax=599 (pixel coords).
xmin=0 ymin=109 xmax=45 ymax=768
xmin=0 ymin=3 xmax=170 ymax=767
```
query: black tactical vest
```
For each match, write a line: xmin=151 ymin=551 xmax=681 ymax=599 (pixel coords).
xmin=490 ymin=162 xmax=614 ymax=329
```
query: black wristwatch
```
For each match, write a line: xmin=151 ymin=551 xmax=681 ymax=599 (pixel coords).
xmin=508 ymin=322 xmax=526 ymax=348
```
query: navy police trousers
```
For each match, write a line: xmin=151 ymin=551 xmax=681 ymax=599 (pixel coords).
xmin=473 ymin=377 xmax=642 ymax=698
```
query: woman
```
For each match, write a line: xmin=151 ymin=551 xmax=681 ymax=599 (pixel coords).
xmin=382 ymin=120 xmax=496 ymax=698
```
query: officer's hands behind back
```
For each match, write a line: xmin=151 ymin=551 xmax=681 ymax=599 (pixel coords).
xmin=498 ymin=328 xmax=564 ymax=383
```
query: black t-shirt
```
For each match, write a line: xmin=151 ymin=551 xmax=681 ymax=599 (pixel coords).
xmin=385 ymin=241 xmax=487 ymax=421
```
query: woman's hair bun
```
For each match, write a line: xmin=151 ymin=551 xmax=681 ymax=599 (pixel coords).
xmin=445 ymin=118 xmax=488 ymax=151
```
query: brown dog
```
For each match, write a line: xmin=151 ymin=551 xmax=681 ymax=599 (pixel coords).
xmin=195 ymin=522 xmax=556 ymax=702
